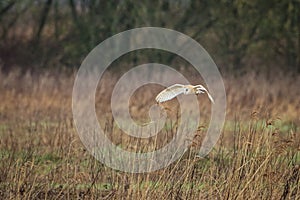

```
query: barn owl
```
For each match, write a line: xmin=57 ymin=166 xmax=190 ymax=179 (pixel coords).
xmin=155 ymin=84 xmax=214 ymax=103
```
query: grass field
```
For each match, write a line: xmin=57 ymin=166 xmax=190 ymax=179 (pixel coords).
xmin=0 ymin=68 xmax=299 ymax=199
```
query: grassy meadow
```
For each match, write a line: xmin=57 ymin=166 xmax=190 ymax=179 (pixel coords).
xmin=0 ymin=68 xmax=299 ymax=199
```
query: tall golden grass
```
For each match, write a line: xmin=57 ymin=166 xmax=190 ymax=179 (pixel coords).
xmin=0 ymin=68 xmax=299 ymax=199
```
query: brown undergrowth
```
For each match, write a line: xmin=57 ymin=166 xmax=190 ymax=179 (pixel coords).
xmin=0 ymin=68 xmax=299 ymax=199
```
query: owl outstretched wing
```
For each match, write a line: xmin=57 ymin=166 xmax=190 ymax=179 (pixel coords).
xmin=155 ymin=84 xmax=185 ymax=103
xmin=195 ymin=85 xmax=215 ymax=104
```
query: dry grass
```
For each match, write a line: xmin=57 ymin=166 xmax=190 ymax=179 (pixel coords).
xmin=0 ymin=68 xmax=299 ymax=199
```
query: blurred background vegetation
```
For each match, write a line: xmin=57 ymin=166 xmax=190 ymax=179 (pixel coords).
xmin=0 ymin=0 xmax=299 ymax=73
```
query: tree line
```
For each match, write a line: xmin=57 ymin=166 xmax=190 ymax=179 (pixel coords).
xmin=0 ymin=0 xmax=299 ymax=73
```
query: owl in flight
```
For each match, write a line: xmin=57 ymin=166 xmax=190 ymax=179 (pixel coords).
xmin=155 ymin=84 xmax=214 ymax=103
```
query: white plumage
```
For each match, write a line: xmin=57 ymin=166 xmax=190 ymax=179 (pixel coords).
xmin=155 ymin=84 xmax=214 ymax=103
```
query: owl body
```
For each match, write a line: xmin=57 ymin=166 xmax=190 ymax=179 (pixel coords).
xmin=155 ymin=84 xmax=214 ymax=103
